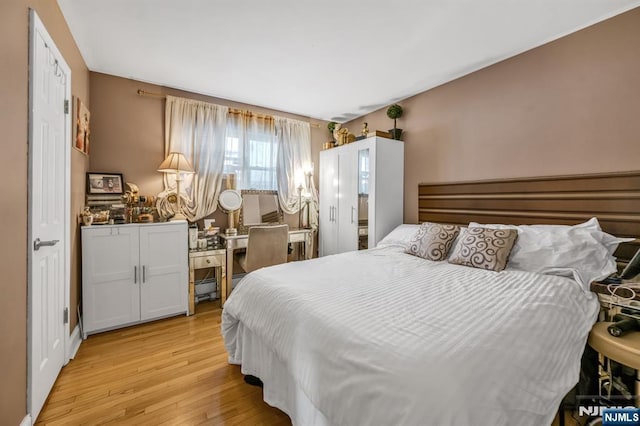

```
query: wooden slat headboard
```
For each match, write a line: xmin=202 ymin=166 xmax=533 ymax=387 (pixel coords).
xmin=418 ymin=171 xmax=640 ymax=264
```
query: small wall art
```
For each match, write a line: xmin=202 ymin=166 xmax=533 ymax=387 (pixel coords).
xmin=74 ymin=96 xmax=90 ymax=155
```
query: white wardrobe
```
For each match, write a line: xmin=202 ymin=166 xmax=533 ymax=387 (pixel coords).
xmin=81 ymin=221 xmax=188 ymax=337
xmin=319 ymin=136 xmax=404 ymax=256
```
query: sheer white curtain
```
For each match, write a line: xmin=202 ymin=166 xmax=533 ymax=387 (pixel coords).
xmin=157 ymin=95 xmax=228 ymax=221
xmin=224 ymin=112 xmax=277 ymax=190
xmin=275 ymin=117 xmax=318 ymax=229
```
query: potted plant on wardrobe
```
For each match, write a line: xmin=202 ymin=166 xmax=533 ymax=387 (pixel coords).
xmin=386 ymin=104 xmax=404 ymax=140
xmin=325 ymin=121 xmax=337 ymax=149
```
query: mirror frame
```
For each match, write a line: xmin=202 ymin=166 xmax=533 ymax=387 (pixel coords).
xmin=238 ymin=189 xmax=284 ymax=234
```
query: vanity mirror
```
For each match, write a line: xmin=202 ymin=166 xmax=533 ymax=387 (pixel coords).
xmin=219 ymin=189 xmax=243 ymax=236
xmin=238 ymin=190 xmax=283 ymax=234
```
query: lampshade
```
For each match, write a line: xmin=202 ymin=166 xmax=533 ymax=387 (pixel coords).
xmin=157 ymin=152 xmax=195 ymax=174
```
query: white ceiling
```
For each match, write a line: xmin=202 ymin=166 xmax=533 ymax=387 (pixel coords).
xmin=58 ymin=0 xmax=640 ymax=122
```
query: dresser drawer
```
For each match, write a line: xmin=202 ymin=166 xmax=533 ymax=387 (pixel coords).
xmin=191 ymin=255 xmax=222 ymax=270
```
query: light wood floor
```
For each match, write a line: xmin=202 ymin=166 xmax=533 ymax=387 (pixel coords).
xmin=37 ymin=301 xmax=582 ymax=425
xmin=36 ymin=302 xmax=290 ymax=425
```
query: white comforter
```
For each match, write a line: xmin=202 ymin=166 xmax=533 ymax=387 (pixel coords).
xmin=222 ymin=246 xmax=600 ymax=426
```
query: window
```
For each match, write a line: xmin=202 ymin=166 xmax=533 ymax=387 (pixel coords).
xmin=223 ymin=132 xmax=278 ymax=190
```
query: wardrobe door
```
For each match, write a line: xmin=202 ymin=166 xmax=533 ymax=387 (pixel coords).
xmin=319 ymin=150 xmax=339 ymax=256
xmin=357 ymin=147 xmax=370 ymax=250
xmin=337 ymin=147 xmax=358 ymax=253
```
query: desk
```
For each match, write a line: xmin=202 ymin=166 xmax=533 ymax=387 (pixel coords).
xmin=188 ymin=248 xmax=226 ymax=314
xmin=219 ymin=228 xmax=313 ymax=305
xmin=588 ymin=322 xmax=640 ymax=406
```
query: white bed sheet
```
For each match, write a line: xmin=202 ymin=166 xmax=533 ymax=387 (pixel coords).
xmin=222 ymin=246 xmax=600 ymax=426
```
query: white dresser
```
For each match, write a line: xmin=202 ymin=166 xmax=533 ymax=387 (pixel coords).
xmin=81 ymin=221 xmax=188 ymax=337
xmin=319 ymin=136 xmax=404 ymax=256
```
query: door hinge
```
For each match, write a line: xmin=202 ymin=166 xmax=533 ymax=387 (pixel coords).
xmin=64 ymin=99 xmax=70 ymax=114
xmin=63 ymin=307 xmax=69 ymax=324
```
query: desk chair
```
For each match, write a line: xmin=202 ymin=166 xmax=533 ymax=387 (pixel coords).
xmin=237 ymin=224 xmax=289 ymax=273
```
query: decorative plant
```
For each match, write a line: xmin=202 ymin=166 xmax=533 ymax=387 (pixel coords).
xmin=327 ymin=121 xmax=337 ymax=137
xmin=386 ymin=104 xmax=404 ymax=140
xmin=386 ymin=104 xmax=403 ymax=129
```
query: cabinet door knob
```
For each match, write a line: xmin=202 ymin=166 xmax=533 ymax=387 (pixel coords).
xmin=206 ymin=259 xmax=211 ymax=264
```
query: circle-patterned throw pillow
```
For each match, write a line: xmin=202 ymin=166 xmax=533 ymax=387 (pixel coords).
xmin=447 ymin=227 xmax=518 ymax=272
xmin=406 ymin=222 xmax=460 ymax=261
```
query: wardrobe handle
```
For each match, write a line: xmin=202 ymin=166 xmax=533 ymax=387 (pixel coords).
xmin=33 ymin=238 xmax=59 ymax=251
xmin=134 ymin=266 xmax=137 ymax=284
xmin=351 ymin=207 xmax=355 ymax=224
xmin=142 ymin=265 xmax=146 ymax=283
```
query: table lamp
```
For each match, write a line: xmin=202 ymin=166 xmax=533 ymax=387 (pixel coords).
xmin=158 ymin=152 xmax=195 ymax=221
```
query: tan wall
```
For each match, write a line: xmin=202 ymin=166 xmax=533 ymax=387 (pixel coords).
xmin=89 ymin=72 xmax=328 ymax=228
xmin=0 ymin=0 xmax=89 ymax=423
xmin=345 ymin=7 xmax=640 ymax=224
xmin=3 ymin=4 xmax=638 ymax=424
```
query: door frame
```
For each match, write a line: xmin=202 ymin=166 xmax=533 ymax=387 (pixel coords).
xmin=27 ymin=8 xmax=72 ymax=418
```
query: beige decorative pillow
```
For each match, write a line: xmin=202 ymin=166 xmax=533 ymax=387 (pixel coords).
xmin=406 ymin=222 xmax=460 ymax=261
xmin=447 ymin=227 xmax=518 ymax=272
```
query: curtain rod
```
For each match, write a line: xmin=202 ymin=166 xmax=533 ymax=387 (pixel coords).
xmin=136 ymin=88 xmax=322 ymax=128
xmin=137 ymin=89 xmax=165 ymax=98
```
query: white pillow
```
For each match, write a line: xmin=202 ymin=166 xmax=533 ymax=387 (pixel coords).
xmin=468 ymin=218 xmax=631 ymax=291
xmin=377 ymin=224 xmax=420 ymax=249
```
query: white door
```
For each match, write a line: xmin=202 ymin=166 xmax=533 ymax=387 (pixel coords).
xmin=139 ymin=223 xmax=188 ymax=320
xmin=28 ymin=10 xmax=71 ymax=421
xmin=337 ymin=147 xmax=358 ymax=253
xmin=319 ymin=151 xmax=339 ymax=256
xmin=81 ymin=226 xmax=140 ymax=334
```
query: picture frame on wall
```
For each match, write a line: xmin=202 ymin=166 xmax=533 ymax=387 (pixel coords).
xmin=73 ymin=96 xmax=90 ymax=155
xmin=86 ymin=172 xmax=124 ymax=195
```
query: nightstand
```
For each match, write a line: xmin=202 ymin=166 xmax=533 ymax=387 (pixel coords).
xmin=188 ymin=248 xmax=226 ymax=314
xmin=588 ymin=322 xmax=640 ymax=406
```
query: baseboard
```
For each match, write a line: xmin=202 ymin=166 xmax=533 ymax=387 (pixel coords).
xmin=20 ymin=413 xmax=33 ymax=426
xmin=68 ymin=324 xmax=82 ymax=360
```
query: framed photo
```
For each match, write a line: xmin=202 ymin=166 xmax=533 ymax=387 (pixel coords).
xmin=73 ymin=97 xmax=90 ymax=155
xmin=86 ymin=172 xmax=124 ymax=195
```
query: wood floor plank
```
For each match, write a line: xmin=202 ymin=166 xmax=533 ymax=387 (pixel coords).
xmin=36 ymin=302 xmax=291 ymax=425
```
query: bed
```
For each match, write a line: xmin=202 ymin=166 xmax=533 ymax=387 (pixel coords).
xmin=221 ymin=171 xmax=640 ymax=426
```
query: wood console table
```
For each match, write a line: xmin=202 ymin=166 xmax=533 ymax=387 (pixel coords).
xmin=219 ymin=228 xmax=313 ymax=305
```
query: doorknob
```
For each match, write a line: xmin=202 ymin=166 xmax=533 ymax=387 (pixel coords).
xmin=33 ymin=238 xmax=59 ymax=251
